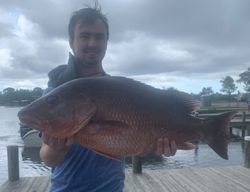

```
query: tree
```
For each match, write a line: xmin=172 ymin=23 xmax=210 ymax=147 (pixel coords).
xmin=3 ymin=87 xmax=15 ymax=94
xmin=220 ymin=76 xmax=237 ymax=106
xmin=220 ymin=76 xmax=237 ymax=95
xmin=199 ymin=87 xmax=214 ymax=107
xmin=0 ymin=87 xmax=43 ymax=106
xmin=237 ymin=67 xmax=250 ymax=92
xmin=2 ymin=87 xmax=15 ymax=104
xmin=32 ymin=87 xmax=43 ymax=99
xmin=200 ymin=87 xmax=214 ymax=96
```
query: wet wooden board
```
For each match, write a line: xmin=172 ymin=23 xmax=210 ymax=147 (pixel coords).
xmin=0 ymin=176 xmax=50 ymax=192
xmin=1 ymin=166 xmax=250 ymax=192
xmin=124 ymin=166 xmax=250 ymax=192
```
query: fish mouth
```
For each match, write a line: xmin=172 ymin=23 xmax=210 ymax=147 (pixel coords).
xmin=18 ymin=112 xmax=45 ymax=132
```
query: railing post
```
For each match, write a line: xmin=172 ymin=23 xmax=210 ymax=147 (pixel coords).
xmin=245 ymin=136 xmax=250 ymax=169
xmin=7 ymin=145 xmax=19 ymax=181
xmin=229 ymin=127 xmax=233 ymax=137
xmin=242 ymin=112 xmax=246 ymax=138
xmin=132 ymin=156 xmax=142 ymax=174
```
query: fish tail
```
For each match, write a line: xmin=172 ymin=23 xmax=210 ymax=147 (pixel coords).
xmin=203 ymin=111 xmax=237 ymax=160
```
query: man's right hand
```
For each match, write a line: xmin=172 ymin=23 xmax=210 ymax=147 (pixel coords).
xmin=42 ymin=133 xmax=73 ymax=152
xmin=40 ymin=133 xmax=74 ymax=167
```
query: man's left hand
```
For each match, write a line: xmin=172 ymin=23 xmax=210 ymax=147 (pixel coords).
xmin=156 ymin=138 xmax=196 ymax=157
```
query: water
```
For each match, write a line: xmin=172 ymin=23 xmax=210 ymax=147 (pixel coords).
xmin=125 ymin=142 xmax=244 ymax=170
xmin=0 ymin=106 xmax=50 ymax=185
xmin=0 ymin=106 xmax=246 ymax=185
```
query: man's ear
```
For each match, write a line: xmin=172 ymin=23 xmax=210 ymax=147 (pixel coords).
xmin=69 ymin=39 xmax=76 ymax=55
xmin=69 ymin=38 xmax=74 ymax=50
xmin=69 ymin=38 xmax=73 ymax=50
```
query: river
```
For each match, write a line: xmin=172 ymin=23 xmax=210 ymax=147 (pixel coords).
xmin=0 ymin=106 xmax=245 ymax=185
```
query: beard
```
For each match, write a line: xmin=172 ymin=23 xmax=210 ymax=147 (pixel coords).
xmin=75 ymin=53 xmax=104 ymax=67
xmin=72 ymin=45 xmax=106 ymax=66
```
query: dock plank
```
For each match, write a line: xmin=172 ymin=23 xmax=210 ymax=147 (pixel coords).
xmin=1 ymin=166 xmax=250 ymax=192
xmin=0 ymin=176 xmax=50 ymax=192
xmin=124 ymin=166 xmax=250 ymax=192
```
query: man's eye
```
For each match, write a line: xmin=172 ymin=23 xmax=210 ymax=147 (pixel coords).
xmin=46 ymin=95 xmax=59 ymax=105
xmin=80 ymin=34 xmax=90 ymax=39
xmin=95 ymin=35 xmax=104 ymax=40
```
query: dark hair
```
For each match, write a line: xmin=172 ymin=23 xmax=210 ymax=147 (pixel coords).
xmin=68 ymin=4 xmax=109 ymax=40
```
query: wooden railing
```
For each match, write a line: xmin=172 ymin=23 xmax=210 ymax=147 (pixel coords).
xmin=132 ymin=112 xmax=250 ymax=174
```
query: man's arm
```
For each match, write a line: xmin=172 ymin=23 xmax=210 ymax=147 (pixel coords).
xmin=39 ymin=87 xmax=71 ymax=167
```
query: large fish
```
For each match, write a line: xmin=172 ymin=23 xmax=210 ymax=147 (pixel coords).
xmin=18 ymin=76 xmax=236 ymax=160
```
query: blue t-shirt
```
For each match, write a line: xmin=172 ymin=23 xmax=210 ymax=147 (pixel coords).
xmin=43 ymin=88 xmax=125 ymax=192
xmin=45 ymin=55 xmax=125 ymax=191
xmin=49 ymin=144 xmax=125 ymax=192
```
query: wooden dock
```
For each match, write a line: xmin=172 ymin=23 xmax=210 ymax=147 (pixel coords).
xmin=125 ymin=166 xmax=250 ymax=192
xmin=0 ymin=176 xmax=50 ymax=192
xmin=1 ymin=166 xmax=250 ymax=192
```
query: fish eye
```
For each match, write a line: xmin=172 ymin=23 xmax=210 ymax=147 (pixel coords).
xmin=46 ymin=95 xmax=59 ymax=105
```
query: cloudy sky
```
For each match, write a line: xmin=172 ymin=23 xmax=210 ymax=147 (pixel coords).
xmin=0 ymin=0 xmax=249 ymax=93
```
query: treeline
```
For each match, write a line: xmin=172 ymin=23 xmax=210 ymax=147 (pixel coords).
xmin=0 ymin=86 xmax=242 ymax=106
xmin=0 ymin=67 xmax=249 ymax=107
xmin=198 ymin=67 xmax=250 ymax=102
xmin=0 ymin=87 xmax=44 ymax=106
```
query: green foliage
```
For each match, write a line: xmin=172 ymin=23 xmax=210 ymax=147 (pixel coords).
xmin=237 ymin=67 xmax=250 ymax=92
xmin=200 ymin=87 xmax=214 ymax=96
xmin=220 ymin=76 xmax=237 ymax=95
xmin=3 ymin=87 xmax=15 ymax=94
xmin=220 ymin=76 xmax=238 ymax=106
xmin=0 ymin=87 xmax=44 ymax=106
xmin=240 ymin=92 xmax=250 ymax=102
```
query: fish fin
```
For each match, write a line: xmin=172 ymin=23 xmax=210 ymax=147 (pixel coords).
xmin=75 ymin=120 xmax=129 ymax=160
xmin=203 ymin=111 xmax=237 ymax=160
xmin=93 ymin=150 xmax=122 ymax=161
xmin=163 ymin=89 xmax=200 ymax=113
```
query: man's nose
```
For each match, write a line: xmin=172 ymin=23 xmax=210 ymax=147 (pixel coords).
xmin=88 ymin=37 xmax=98 ymax=47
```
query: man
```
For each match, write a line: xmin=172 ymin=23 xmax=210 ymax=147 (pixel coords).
xmin=40 ymin=6 xmax=194 ymax=192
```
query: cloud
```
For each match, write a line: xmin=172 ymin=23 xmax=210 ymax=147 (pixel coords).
xmin=1 ymin=14 xmax=69 ymax=79
xmin=104 ymin=32 xmax=196 ymax=75
xmin=0 ymin=0 xmax=249 ymax=93
xmin=0 ymin=22 xmax=13 ymax=38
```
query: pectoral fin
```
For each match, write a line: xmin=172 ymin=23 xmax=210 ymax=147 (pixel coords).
xmin=74 ymin=120 xmax=130 ymax=160
xmin=81 ymin=120 xmax=130 ymax=135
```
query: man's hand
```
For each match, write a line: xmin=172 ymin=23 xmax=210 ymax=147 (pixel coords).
xmin=42 ymin=133 xmax=73 ymax=152
xmin=40 ymin=133 xmax=74 ymax=167
xmin=156 ymin=138 xmax=196 ymax=157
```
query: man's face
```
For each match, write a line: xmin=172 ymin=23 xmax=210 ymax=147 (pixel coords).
xmin=70 ymin=19 xmax=108 ymax=66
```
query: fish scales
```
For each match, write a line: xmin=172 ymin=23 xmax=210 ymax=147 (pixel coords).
xmin=18 ymin=76 xmax=236 ymax=159
xmin=95 ymin=92 xmax=161 ymax=155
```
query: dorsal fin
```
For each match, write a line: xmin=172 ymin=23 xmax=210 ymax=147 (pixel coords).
xmin=162 ymin=89 xmax=200 ymax=113
xmin=98 ymin=76 xmax=200 ymax=114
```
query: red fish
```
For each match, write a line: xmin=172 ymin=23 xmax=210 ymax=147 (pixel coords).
xmin=18 ymin=76 xmax=236 ymax=159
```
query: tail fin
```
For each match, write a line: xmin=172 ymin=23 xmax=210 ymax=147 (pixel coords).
xmin=203 ymin=111 xmax=237 ymax=160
